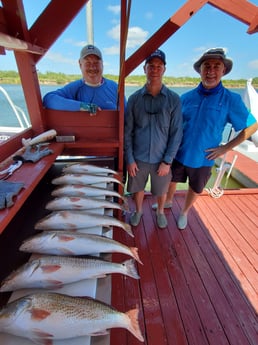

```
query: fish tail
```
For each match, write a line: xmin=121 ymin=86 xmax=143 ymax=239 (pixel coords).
xmin=130 ymin=247 xmax=143 ymax=265
xmin=126 ymin=308 xmax=144 ymax=342
xmin=124 ymin=259 xmax=140 ymax=279
xmin=124 ymin=223 xmax=134 ymax=237
xmin=122 ymin=198 xmax=129 ymax=211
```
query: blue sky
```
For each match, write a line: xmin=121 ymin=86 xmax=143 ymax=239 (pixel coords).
xmin=1 ymin=0 xmax=258 ymax=79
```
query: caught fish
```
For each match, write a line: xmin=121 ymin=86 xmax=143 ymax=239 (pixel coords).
xmin=20 ymin=231 xmax=142 ymax=264
xmin=51 ymin=173 xmax=124 ymax=187
xmin=62 ymin=163 xmax=118 ymax=175
xmin=0 ymin=292 xmax=144 ymax=342
xmin=35 ymin=210 xmax=133 ymax=237
xmin=51 ymin=183 xmax=128 ymax=203
xmin=0 ymin=256 xmax=140 ymax=291
xmin=45 ymin=196 xmax=127 ymax=212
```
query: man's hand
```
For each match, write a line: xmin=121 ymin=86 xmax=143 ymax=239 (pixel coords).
xmin=205 ymin=145 xmax=227 ymax=160
xmin=127 ymin=162 xmax=139 ymax=177
xmin=80 ymin=102 xmax=99 ymax=115
xmin=157 ymin=162 xmax=171 ymax=176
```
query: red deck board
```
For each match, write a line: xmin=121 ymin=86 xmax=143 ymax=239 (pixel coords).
xmin=112 ymin=187 xmax=258 ymax=345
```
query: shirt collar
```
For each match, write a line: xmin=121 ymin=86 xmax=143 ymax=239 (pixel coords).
xmin=198 ymin=81 xmax=223 ymax=95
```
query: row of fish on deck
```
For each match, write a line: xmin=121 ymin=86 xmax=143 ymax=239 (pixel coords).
xmin=0 ymin=162 xmax=144 ymax=343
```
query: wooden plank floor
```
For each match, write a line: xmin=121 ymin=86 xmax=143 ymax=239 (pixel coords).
xmin=111 ymin=190 xmax=258 ymax=345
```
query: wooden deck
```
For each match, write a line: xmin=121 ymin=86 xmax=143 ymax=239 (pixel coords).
xmin=111 ymin=189 xmax=258 ymax=345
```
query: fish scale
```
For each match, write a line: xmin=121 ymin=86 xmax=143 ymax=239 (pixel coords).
xmin=34 ymin=210 xmax=134 ymax=237
xmin=0 ymin=256 xmax=140 ymax=291
xmin=20 ymin=231 xmax=142 ymax=264
xmin=0 ymin=292 xmax=144 ymax=342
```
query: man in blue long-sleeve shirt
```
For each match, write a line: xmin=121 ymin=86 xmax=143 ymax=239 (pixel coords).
xmin=124 ymin=49 xmax=183 ymax=228
xmin=156 ymin=48 xmax=258 ymax=230
xmin=43 ymin=45 xmax=120 ymax=114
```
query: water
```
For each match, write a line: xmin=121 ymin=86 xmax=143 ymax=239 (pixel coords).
xmin=0 ymin=84 xmax=246 ymax=128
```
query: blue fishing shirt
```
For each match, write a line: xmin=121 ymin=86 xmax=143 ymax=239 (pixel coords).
xmin=124 ymin=85 xmax=183 ymax=165
xmin=176 ymin=82 xmax=257 ymax=168
xmin=43 ymin=78 xmax=119 ymax=110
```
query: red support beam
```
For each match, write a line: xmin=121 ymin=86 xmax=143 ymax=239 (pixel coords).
xmin=29 ymin=0 xmax=89 ymax=64
xmin=125 ymin=0 xmax=208 ymax=76
xmin=208 ymin=0 xmax=258 ymax=30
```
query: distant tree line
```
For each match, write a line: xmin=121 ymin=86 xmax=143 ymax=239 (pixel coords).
xmin=0 ymin=70 xmax=257 ymax=88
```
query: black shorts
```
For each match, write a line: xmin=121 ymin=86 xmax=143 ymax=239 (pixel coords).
xmin=171 ymin=159 xmax=212 ymax=194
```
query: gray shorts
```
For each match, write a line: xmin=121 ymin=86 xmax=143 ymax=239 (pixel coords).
xmin=127 ymin=161 xmax=172 ymax=196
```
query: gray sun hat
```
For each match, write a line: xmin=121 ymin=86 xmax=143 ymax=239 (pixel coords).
xmin=80 ymin=44 xmax=102 ymax=60
xmin=193 ymin=48 xmax=233 ymax=75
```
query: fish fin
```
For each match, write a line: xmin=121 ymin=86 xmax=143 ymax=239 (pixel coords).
xmin=124 ymin=223 xmax=134 ymax=238
xmin=60 ymin=248 xmax=75 ymax=255
xmin=123 ymin=259 xmax=140 ymax=279
xmin=90 ymin=273 xmax=107 ymax=279
xmin=30 ymin=308 xmax=51 ymax=321
xmin=126 ymin=308 xmax=144 ymax=342
xmin=31 ymin=329 xmax=54 ymax=345
xmin=41 ymin=264 xmax=62 ymax=273
xmin=122 ymin=198 xmax=129 ymax=211
xmin=130 ymin=247 xmax=143 ymax=265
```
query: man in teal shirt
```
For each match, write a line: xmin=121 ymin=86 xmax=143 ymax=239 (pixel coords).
xmin=153 ymin=48 xmax=258 ymax=230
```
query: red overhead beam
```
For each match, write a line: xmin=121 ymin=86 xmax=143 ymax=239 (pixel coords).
xmin=29 ymin=0 xmax=89 ymax=64
xmin=208 ymin=0 xmax=258 ymax=33
xmin=124 ymin=0 xmax=258 ymax=76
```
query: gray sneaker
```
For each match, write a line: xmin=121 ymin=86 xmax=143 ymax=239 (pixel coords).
xmin=152 ymin=202 xmax=172 ymax=210
xmin=156 ymin=213 xmax=167 ymax=228
xmin=177 ymin=214 xmax=187 ymax=230
xmin=130 ymin=212 xmax=142 ymax=226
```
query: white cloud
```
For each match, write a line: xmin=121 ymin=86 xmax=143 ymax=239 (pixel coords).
xmin=44 ymin=51 xmax=77 ymax=66
xmin=127 ymin=26 xmax=148 ymax=48
xmin=107 ymin=24 xmax=148 ymax=49
xmin=104 ymin=45 xmax=120 ymax=55
xmin=107 ymin=24 xmax=120 ymax=41
xmin=107 ymin=5 xmax=120 ymax=15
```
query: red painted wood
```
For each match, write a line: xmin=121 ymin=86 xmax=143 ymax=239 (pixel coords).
xmin=0 ymin=142 xmax=64 ymax=233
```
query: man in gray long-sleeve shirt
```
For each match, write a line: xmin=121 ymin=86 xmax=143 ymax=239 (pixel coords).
xmin=124 ymin=49 xmax=183 ymax=228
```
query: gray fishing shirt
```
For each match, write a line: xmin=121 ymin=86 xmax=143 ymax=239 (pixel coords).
xmin=124 ymin=84 xmax=183 ymax=165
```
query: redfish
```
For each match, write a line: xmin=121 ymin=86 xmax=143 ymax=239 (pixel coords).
xmin=51 ymin=183 xmax=127 ymax=201
xmin=34 ymin=210 xmax=133 ymax=237
xmin=62 ymin=163 xmax=118 ymax=175
xmin=45 ymin=196 xmax=127 ymax=212
xmin=51 ymin=173 xmax=124 ymax=186
xmin=20 ymin=231 xmax=142 ymax=264
xmin=0 ymin=292 xmax=144 ymax=342
xmin=0 ymin=256 xmax=140 ymax=291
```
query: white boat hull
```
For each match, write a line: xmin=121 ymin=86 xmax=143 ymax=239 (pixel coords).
xmin=243 ymin=79 xmax=258 ymax=146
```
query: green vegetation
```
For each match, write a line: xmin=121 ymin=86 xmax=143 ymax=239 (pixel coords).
xmin=0 ymin=70 xmax=257 ymax=87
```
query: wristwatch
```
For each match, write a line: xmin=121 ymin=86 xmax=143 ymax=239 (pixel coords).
xmin=162 ymin=161 xmax=170 ymax=165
